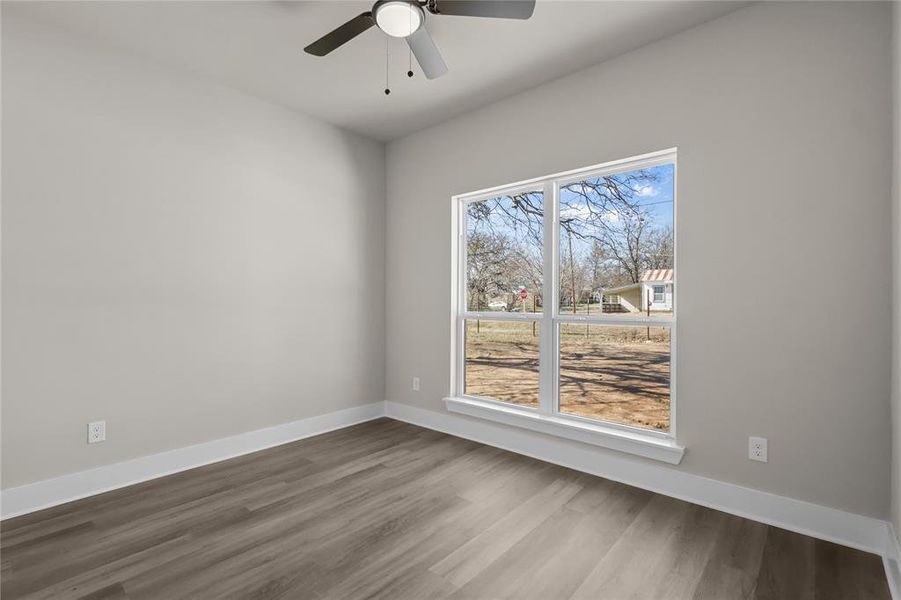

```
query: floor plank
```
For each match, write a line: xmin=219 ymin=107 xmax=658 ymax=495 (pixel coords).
xmin=0 ymin=418 xmax=890 ymax=600
xmin=692 ymin=514 xmax=768 ymax=600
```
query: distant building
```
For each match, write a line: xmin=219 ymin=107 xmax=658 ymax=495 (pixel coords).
xmin=603 ymin=269 xmax=673 ymax=313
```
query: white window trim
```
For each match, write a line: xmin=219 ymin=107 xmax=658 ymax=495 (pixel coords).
xmin=444 ymin=396 xmax=684 ymax=464
xmin=449 ymin=148 xmax=682 ymax=464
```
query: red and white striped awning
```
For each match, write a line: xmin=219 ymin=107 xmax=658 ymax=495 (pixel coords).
xmin=641 ymin=269 xmax=673 ymax=283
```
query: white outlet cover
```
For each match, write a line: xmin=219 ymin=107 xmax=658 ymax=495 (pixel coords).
xmin=749 ymin=436 xmax=767 ymax=463
xmin=88 ymin=420 xmax=106 ymax=444
xmin=412 ymin=377 xmax=420 ymax=392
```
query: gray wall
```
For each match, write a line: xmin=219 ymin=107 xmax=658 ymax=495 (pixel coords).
xmin=1 ymin=13 xmax=386 ymax=488
xmin=386 ymin=2 xmax=893 ymax=518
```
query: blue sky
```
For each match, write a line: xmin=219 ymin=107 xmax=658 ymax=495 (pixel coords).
xmin=633 ymin=163 xmax=674 ymax=229
xmin=558 ymin=163 xmax=674 ymax=231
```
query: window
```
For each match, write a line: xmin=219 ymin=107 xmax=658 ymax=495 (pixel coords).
xmin=464 ymin=319 xmax=539 ymax=407
xmin=462 ymin=189 xmax=543 ymax=408
xmin=465 ymin=190 xmax=543 ymax=314
xmin=451 ymin=150 xmax=678 ymax=456
xmin=559 ymin=324 xmax=670 ymax=430
xmin=653 ymin=285 xmax=665 ymax=303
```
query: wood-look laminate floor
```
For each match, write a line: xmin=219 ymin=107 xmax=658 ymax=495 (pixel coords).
xmin=0 ymin=418 xmax=891 ymax=600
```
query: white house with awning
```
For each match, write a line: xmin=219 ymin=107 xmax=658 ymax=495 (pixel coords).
xmin=602 ymin=269 xmax=674 ymax=313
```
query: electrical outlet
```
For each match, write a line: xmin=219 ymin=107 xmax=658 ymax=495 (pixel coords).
xmin=412 ymin=377 xmax=420 ymax=392
xmin=749 ymin=436 xmax=767 ymax=462
xmin=88 ymin=421 xmax=106 ymax=444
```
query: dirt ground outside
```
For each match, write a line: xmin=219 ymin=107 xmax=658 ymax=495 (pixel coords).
xmin=464 ymin=320 xmax=670 ymax=431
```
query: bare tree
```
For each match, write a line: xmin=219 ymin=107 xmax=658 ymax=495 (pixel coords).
xmin=466 ymin=193 xmax=544 ymax=310
xmin=466 ymin=230 xmax=512 ymax=310
xmin=587 ymin=240 xmax=603 ymax=290
xmin=560 ymin=170 xmax=664 ymax=284
xmin=465 ymin=172 xmax=672 ymax=308
xmin=643 ymin=226 xmax=674 ymax=270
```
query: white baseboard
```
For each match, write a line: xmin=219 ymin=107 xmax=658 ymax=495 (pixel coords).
xmin=386 ymin=400 xmax=892 ymax=558
xmin=4 ymin=397 xmax=895 ymax=590
xmin=884 ymin=522 xmax=901 ymax=599
xmin=1 ymin=401 xmax=386 ymax=519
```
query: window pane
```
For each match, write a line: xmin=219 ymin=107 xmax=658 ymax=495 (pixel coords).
xmin=559 ymin=324 xmax=670 ymax=431
xmin=466 ymin=191 xmax=543 ymax=313
xmin=464 ymin=319 xmax=539 ymax=407
xmin=559 ymin=164 xmax=674 ymax=317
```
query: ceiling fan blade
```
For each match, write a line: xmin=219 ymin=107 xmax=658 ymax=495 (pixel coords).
xmin=430 ymin=1 xmax=535 ymax=19
xmin=406 ymin=26 xmax=448 ymax=80
xmin=304 ymin=12 xmax=374 ymax=56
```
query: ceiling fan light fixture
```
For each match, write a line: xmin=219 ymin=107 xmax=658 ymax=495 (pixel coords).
xmin=374 ymin=1 xmax=423 ymax=38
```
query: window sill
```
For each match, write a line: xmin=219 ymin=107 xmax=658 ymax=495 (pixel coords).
xmin=443 ymin=397 xmax=685 ymax=465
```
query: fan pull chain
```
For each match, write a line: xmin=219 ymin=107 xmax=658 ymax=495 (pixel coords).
xmin=384 ymin=38 xmax=390 ymax=95
xmin=407 ymin=8 xmax=413 ymax=78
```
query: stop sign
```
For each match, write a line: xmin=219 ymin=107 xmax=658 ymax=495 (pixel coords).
xmin=519 ymin=289 xmax=528 ymax=300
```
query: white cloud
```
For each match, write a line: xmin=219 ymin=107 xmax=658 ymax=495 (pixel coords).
xmin=559 ymin=204 xmax=592 ymax=218
xmin=560 ymin=203 xmax=619 ymax=223
xmin=637 ymin=185 xmax=658 ymax=197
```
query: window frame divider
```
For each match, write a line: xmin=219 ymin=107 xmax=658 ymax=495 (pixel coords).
xmin=538 ymin=179 xmax=557 ymax=416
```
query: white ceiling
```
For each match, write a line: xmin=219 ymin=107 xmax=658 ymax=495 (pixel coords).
xmin=6 ymin=1 xmax=749 ymax=141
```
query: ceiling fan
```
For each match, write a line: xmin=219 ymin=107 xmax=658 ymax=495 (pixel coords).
xmin=303 ymin=0 xmax=536 ymax=80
